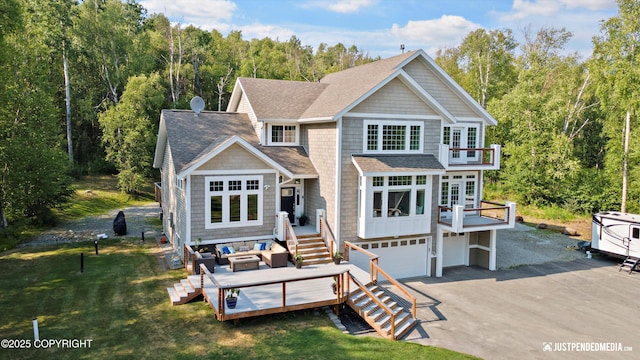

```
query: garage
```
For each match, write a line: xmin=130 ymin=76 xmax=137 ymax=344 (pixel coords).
xmin=349 ymin=237 xmax=432 ymax=279
xmin=442 ymin=232 xmax=467 ymax=267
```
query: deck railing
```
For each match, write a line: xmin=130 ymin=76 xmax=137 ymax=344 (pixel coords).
xmin=344 ymin=241 xmax=417 ymax=325
xmin=438 ymin=200 xmax=515 ymax=232
xmin=319 ymin=215 xmax=338 ymax=258
xmin=283 ymin=218 xmax=301 ymax=266
xmin=347 ymin=272 xmax=402 ymax=339
xmin=439 ymin=144 xmax=501 ymax=169
xmin=204 ymin=267 xmax=347 ymax=321
xmin=184 ymin=243 xmax=196 ymax=274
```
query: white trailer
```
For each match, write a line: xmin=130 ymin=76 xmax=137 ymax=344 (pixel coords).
xmin=592 ymin=212 xmax=640 ymax=273
xmin=592 ymin=212 xmax=640 ymax=258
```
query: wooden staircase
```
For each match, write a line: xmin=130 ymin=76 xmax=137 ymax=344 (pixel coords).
xmin=294 ymin=234 xmax=333 ymax=266
xmin=167 ymin=275 xmax=203 ymax=305
xmin=619 ymin=256 xmax=640 ymax=274
xmin=347 ymin=284 xmax=417 ymax=340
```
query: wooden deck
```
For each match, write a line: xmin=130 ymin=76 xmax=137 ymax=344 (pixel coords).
xmin=198 ymin=260 xmax=372 ymax=321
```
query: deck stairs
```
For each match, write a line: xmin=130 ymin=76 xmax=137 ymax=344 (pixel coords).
xmin=347 ymin=284 xmax=417 ymax=340
xmin=619 ymin=256 xmax=640 ymax=274
xmin=293 ymin=234 xmax=333 ymax=266
xmin=167 ymin=275 xmax=205 ymax=305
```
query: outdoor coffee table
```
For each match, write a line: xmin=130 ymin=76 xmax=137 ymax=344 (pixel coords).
xmin=229 ymin=255 xmax=260 ymax=272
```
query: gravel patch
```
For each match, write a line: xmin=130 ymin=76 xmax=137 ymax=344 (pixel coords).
xmin=18 ymin=203 xmax=162 ymax=247
xmin=496 ymin=222 xmax=587 ymax=269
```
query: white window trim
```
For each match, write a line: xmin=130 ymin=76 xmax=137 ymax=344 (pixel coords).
xmin=368 ymin=175 xmax=431 ymax=219
xmin=267 ymin=124 xmax=299 ymax=146
xmin=441 ymin=124 xmax=481 ymax=148
xmin=205 ymin=175 xmax=263 ymax=229
xmin=439 ymin=172 xmax=478 ymax=208
xmin=363 ymin=120 xmax=423 ymax=153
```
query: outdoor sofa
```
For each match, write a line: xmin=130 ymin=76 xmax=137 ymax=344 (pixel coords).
xmin=215 ymin=240 xmax=289 ymax=268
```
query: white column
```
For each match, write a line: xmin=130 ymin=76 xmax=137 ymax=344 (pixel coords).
xmin=489 ymin=229 xmax=497 ymax=271
xmin=426 ymin=237 xmax=432 ymax=277
xmin=464 ymin=233 xmax=470 ymax=266
xmin=436 ymin=229 xmax=443 ymax=277
xmin=275 ymin=211 xmax=288 ymax=241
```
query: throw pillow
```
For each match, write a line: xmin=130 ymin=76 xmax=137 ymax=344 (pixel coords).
xmin=253 ymin=242 xmax=262 ymax=251
xmin=260 ymin=242 xmax=266 ymax=250
xmin=239 ymin=245 xmax=249 ymax=252
xmin=264 ymin=240 xmax=273 ymax=250
xmin=228 ymin=246 xmax=236 ymax=254
xmin=222 ymin=246 xmax=230 ymax=254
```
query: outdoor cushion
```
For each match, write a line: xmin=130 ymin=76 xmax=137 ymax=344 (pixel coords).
xmin=222 ymin=246 xmax=230 ymax=254
xmin=228 ymin=246 xmax=236 ymax=254
xmin=253 ymin=243 xmax=262 ymax=251
xmin=264 ymin=240 xmax=273 ymax=250
xmin=260 ymin=242 xmax=266 ymax=250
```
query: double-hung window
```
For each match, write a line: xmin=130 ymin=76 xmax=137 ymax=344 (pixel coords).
xmin=268 ymin=124 xmax=297 ymax=145
xmin=205 ymin=176 xmax=263 ymax=228
xmin=364 ymin=120 xmax=422 ymax=153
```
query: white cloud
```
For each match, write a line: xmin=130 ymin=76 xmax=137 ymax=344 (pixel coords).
xmin=560 ymin=0 xmax=617 ymax=11
xmin=140 ymin=0 xmax=237 ymax=22
xmin=391 ymin=15 xmax=481 ymax=45
xmin=302 ymin=0 xmax=378 ymax=13
xmin=238 ymin=23 xmax=296 ymax=41
xmin=499 ymin=0 xmax=617 ymax=21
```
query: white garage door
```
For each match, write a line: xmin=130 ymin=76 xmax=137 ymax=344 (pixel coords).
xmin=443 ymin=233 xmax=466 ymax=267
xmin=349 ymin=238 xmax=430 ymax=279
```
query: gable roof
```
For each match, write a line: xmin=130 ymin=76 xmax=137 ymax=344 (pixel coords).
xmin=153 ymin=110 xmax=317 ymax=178
xmin=300 ymin=51 xmax=416 ymax=119
xmin=230 ymin=78 xmax=327 ymax=121
xmin=227 ymin=49 xmax=497 ymax=125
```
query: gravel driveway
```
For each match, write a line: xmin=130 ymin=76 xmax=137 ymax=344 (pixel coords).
xmin=18 ymin=203 xmax=162 ymax=247
xmin=496 ymin=222 xmax=587 ymax=269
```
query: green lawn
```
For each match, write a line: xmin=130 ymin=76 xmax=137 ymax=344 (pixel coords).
xmin=0 ymin=239 xmax=478 ymax=360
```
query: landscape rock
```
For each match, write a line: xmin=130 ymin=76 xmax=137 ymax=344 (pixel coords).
xmin=562 ymin=227 xmax=579 ymax=236
xmin=537 ymin=223 xmax=547 ymax=229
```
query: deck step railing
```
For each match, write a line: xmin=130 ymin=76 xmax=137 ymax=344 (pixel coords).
xmin=346 ymin=274 xmax=416 ymax=340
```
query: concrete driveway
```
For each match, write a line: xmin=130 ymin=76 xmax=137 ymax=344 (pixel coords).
xmin=398 ymin=256 xmax=639 ymax=359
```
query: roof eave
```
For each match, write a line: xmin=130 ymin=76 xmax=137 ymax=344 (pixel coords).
xmin=177 ymin=136 xmax=296 ymax=179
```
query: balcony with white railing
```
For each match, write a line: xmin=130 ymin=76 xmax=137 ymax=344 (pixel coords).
xmin=438 ymin=201 xmax=516 ymax=233
xmin=438 ymin=144 xmax=501 ymax=170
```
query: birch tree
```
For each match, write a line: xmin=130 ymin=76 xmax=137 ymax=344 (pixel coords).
xmin=591 ymin=0 xmax=640 ymax=213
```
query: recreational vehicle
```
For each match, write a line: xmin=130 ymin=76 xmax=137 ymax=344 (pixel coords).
xmin=592 ymin=212 xmax=640 ymax=273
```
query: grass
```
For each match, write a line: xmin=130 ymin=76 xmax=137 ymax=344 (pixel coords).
xmin=54 ymin=175 xmax=156 ymax=223
xmin=0 ymin=175 xmax=156 ymax=251
xmin=0 ymin=239 xmax=477 ymax=359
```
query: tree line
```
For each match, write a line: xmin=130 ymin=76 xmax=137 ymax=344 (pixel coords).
xmin=435 ymin=1 xmax=640 ymax=215
xmin=0 ymin=0 xmax=375 ymax=228
xmin=0 ymin=0 xmax=638 ymax=229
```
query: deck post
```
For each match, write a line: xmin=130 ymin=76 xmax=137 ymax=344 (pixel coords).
xmin=282 ymin=283 xmax=286 ymax=309
xmin=436 ymin=229 xmax=443 ymax=277
xmin=488 ymin=229 xmax=497 ymax=271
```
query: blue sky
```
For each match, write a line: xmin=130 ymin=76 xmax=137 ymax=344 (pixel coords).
xmin=139 ymin=0 xmax=619 ymax=59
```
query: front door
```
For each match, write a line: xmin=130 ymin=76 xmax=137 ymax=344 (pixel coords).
xmin=280 ymin=187 xmax=295 ymax=224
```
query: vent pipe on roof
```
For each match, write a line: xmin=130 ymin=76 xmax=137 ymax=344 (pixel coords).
xmin=190 ymin=96 xmax=205 ymax=116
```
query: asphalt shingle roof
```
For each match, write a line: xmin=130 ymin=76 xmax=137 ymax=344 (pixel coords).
xmin=237 ymin=50 xmax=418 ymax=121
xmin=352 ymin=154 xmax=445 ymax=175
xmin=161 ymin=109 xmax=317 ymax=177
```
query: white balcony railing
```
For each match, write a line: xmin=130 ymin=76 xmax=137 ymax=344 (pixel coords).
xmin=438 ymin=144 xmax=501 ymax=170
xmin=438 ymin=201 xmax=516 ymax=233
